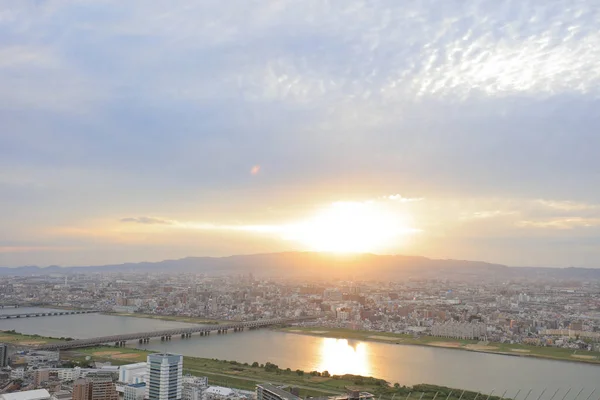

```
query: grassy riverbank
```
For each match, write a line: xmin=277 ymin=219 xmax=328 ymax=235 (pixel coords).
xmin=63 ymin=346 xmax=507 ymax=400
xmin=281 ymin=327 xmax=600 ymax=364
xmin=0 ymin=330 xmax=65 ymax=345
xmin=102 ymin=312 xmax=223 ymax=325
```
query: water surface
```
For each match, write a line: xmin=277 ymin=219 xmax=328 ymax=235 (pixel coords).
xmin=1 ymin=308 xmax=598 ymax=394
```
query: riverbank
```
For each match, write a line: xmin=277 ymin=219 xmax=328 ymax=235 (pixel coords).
xmin=280 ymin=327 xmax=600 ymax=365
xmin=102 ymin=312 xmax=222 ymax=325
xmin=62 ymin=345 xmax=506 ymax=400
xmin=0 ymin=330 xmax=66 ymax=345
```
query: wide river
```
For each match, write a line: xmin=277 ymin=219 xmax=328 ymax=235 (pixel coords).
xmin=1 ymin=308 xmax=599 ymax=396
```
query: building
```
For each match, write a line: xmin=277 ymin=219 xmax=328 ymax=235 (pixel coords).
xmin=88 ymin=372 xmax=119 ymax=400
xmin=146 ymin=353 xmax=183 ymax=400
xmin=119 ymin=363 xmax=147 ymax=384
xmin=203 ymin=387 xmax=236 ymax=400
xmin=431 ymin=322 xmax=487 ymax=340
xmin=73 ymin=378 xmax=92 ymax=400
xmin=51 ymin=392 xmax=72 ymax=400
xmin=0 ymin=390 xmax=51 ymax=400
xmin=124 ymin=383 xmax=146 ymax=400
xmin=256 ymin=384 xmax=301 ymax=400
xmin=34 ymin=369 xmax=51 ymax=386
xmin=569 ymin=321 xmax=584 ymax=331
xmin=182 ymin=376 xmax=207 ymax=400
xmin=73 ymin=373 xmax=118 ymax=400
xmin=0 ymin=343 xmax=8 ymax=368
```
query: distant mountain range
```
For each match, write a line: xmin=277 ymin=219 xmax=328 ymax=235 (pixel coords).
xmin=1 ymin=252 xmax=599 ymax=280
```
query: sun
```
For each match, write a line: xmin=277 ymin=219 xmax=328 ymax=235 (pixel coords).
xmin=280 ymin=201 xmax=418 ymax=253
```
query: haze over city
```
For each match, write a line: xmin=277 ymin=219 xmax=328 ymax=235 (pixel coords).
xmin=2 ymin=0 xmax=600 ymax=268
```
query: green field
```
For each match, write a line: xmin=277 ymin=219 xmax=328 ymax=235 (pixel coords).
xmin=0 ymin=330 xmax=66 ymax=345
xmin=64 ymin=346 xmax=508 ymax=400
xmin=281 ymin=327 xmax=600 ymax=364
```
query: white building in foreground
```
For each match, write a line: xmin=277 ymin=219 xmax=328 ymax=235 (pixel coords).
xmin=0 ymin=389 xmax=51 ymax=400
xmin=147 ymin=353 xmax=183 ymax=400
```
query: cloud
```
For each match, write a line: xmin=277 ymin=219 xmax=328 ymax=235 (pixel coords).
xmin=386 ymin=194 xmax=423 ymax=203
xmin=516 ymin=218 xmax=600 ymax=230
xmin=461 ymin=210 xmax=518 ymax=220
xmin=536 ymin=199 xmax=599 ymax=212
xmin=2 ymin=0 xmax=600 ymax=266
xmin=0 ymin=246 xmax=78 ymax=253
xmin=120 ymin=217 xmax=175 ymax=225
xmin=250 ymin=165 xmax=261 ymax=175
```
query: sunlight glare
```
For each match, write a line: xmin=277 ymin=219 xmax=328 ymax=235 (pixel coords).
xmin=316 ymin=338 xmax=372 ymax=377
xmin=280 ymin=201 xmax=418 ymax=253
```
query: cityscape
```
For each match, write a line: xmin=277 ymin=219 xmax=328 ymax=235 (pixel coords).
xmin=2 ymin=0 xmax=600 ymax=400
xmin=2 ymin=266 xmax=600 ymax=400
xmin=2 ymin=271 xmax=600 ymax=352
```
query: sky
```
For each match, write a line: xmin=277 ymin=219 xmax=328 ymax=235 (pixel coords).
xmin=1 ymin=0 xmax=600 ymax=268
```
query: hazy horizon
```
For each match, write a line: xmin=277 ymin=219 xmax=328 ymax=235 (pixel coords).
xmin=0 ymin=250 xmax=585 ymax=270
xmin=2 ymin=1 xmax=600 ymax=268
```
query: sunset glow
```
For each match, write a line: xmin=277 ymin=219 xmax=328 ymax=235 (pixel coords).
xmin=279 ymin=202 xmax=419 ymax=253
xmin=317 ymin=338 xmax=371 ymax=377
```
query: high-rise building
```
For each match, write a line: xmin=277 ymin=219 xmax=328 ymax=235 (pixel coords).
xmin=72 ymin=374 xmax=118 ymax=400
xmin=88 ymin=373 xmax=118 ymax=400
xmin=72 ymin=379 xmax=92 ymax=400
xmin=0 ymin=343 xmax=8 ymax=368
xmin=146 ymin=353 xmax=183 ymax=400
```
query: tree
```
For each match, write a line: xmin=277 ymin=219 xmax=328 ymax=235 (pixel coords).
xmin=394 ymin=383 xmax=400 ymax=389
xmin=252 ymin=362 xmax=259 ymax=368
xmin=264 ymin=362 xmax=279 ymax=372
xmin=296 ymin=370 xmax=304 ymax=376
xmin=322 ymin=370 xmax=330 ymax=377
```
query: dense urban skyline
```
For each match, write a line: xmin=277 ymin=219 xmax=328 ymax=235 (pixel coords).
xmin=2 ymin=0 xmax=600 ymax=267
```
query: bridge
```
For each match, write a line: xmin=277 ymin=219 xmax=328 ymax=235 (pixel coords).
xmin=36 ymin=317 xmax=315 ymax=350
xmin=0 ymin=310 xmax=99 ymax=319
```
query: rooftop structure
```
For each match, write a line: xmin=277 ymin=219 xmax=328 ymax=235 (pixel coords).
xmin=256 ymin=384 xmax=301 ymax=400
xmin=0 ymin=389 xmax=51 ymax=400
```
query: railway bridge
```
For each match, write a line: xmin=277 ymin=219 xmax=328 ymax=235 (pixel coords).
xmin=35 ymin=316 xmax=315 ymax=350
xmin=0 ymin=310 xmax=99 ymax=319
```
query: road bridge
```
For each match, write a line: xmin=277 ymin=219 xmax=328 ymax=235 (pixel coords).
xmin=36 ymin=317 xmax=315 ymax=350
xmin=0 ymin=310 xmax=99 ymax=319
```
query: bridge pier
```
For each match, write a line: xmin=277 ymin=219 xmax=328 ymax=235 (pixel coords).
xmin=161 ymin=336 xmax=165 ymax=341
xmin=139 ymin=339 xmax=143 ymax=343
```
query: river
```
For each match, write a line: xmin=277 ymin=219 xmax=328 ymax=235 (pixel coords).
xmin=1 ymin=308 xmax=598 ymax=395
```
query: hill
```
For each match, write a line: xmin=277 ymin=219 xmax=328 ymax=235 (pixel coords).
xmin=1 ymin=252 xmax=599 ymax=280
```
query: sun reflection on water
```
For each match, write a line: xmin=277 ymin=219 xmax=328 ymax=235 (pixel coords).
xmin=316 ymin=338 xmax=372 ymax=377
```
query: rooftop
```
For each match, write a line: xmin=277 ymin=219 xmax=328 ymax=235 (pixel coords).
xmin=0 ymin=389 xmax=51 ymax=400
xmin=257 ymin=384 xmax=301 ymax=400
xmin=127 ymin=383 xmax=146 ymax=388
